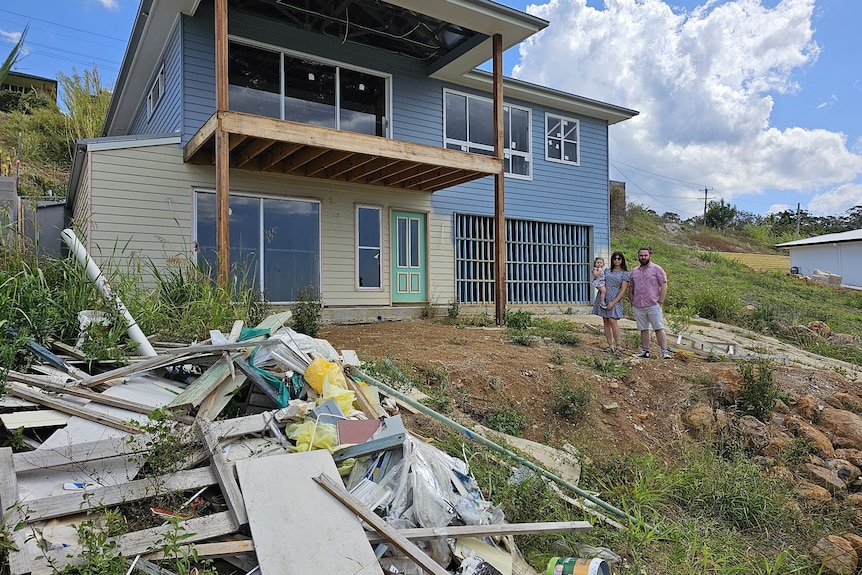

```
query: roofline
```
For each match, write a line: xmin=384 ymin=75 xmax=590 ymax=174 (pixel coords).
xmin=104 ymin=0 xmax=200 ymax=137
xmin=445 ymin=69 xmax=639 ymax=125
xmin=775 ymin=229 xmax=862 ymax=248
xmin=105 ymin=0 xmax=547 ymax=135
xmin=66 ymin=133 xmax=182 ymax=209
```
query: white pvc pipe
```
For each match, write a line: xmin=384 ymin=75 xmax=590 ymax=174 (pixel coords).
xmin=61 ymin=229 xmax=158 ymax=357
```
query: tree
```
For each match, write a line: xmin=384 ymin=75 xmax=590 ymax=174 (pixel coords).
xmin=703 ymin=199 xmax=737 ymax=230
xmin=57 ymin=66 xmax=112 ymax=144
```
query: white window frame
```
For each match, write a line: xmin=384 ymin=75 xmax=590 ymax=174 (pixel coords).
xmin=147 ymin=64 xmax=164 ymax=119
xmin=443 ymin=88 xmax=532 ymax=180
xmin=545 ymin=113 xmax=580 ymax=166
xmin=355 ymin=204 xmax=383 ymax=290
xmin=228 ymin=37 xmax=393 ymax=137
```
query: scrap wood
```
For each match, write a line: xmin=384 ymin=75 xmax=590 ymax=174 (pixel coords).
xmin=143 ymin=539 xmax=255 ymax=561
xmin=12 ymin=433 xmax=152 ymax=472
xmin=22 ymin=465 xmax=217 ymax=522
xmin=167 ymin=311 xmax=291 ymax=412
xmin=0 ymin=447 xmax=32 ymax=575
xmin=128 ymin=557 xmax=178 ymax=575
xmin=78 ymin=340 xmax=281 ymax=388
xmin=31 ymin=511 xmax=239 ymax=575
xmin=6 ymin=371 xmax=192 ymax=424
xmin=365 ymin=520 xmax=592 ymax=543
xmin=313 ymin=473 xmax=450 ymax=575
xmin=7 ymin=382 xmax=144 ymax=434
xmin=195 ymin=418 xmax=248 ymax=531
xmin=0 ymin=409 xmax=70 ymax=429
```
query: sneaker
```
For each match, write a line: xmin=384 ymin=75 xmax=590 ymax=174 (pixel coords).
xmin=599 ymin=303 xmax=608 ymax=310
xmin=633 ymin=350 xmax=650 ymax=359
xmin=661 ymin=350 xmax=673 ymax=360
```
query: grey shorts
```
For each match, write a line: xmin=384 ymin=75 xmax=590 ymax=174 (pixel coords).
xmin=633 ymin=305 xmax=665 ymax=331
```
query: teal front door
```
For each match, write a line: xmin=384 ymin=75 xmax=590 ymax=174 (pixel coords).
xmin=391 ymin=211 xmax=426 ymax=303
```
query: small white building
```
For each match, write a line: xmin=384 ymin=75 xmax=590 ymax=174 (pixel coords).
xmin=775 ymin=229 xmax=862 ymax=289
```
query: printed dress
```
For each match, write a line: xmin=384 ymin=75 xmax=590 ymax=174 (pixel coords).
xmin=593 ymin=270 xmax=630 ymax=319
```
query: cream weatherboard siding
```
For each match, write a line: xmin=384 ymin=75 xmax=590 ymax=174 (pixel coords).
xmin=79 ymin=142 xmax=455 ymax=307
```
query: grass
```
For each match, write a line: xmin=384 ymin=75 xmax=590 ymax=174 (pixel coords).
xmin=616 ymin=207 xmax=862 ymax=366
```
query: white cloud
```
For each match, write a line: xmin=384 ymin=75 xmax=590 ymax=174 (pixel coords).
xmin=767 ymin=204 xmax=791 ymax=214
xmin=0 ymin=30 xmax=23 ymax=43
xmin=808 ymin=183 xmax=862 ymax=215
xmin=91 ymin=0 xmax=119 ymax=10
xmin=513 ymin=0 xmax=862 ymax=219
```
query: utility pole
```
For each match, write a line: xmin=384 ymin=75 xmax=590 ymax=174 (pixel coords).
xmin=796 ymin=203 xmax=801 ymax=236
xmin=701 ymin=187 xmax=713 ymax=220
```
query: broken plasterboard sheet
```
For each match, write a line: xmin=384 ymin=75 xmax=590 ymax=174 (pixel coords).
xmin=17 ymin=377 xmax=180 ymax=502
xmin=0 ymin=409 xmax=70 ymax=429
xmin=473 ymin=424 xmax=581 ymax=486
xmin=236 ymin=450 xmax=384 ymax=575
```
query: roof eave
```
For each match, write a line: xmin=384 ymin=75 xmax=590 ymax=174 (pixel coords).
xmin=443 ymin=69 xmax=639 ymax=125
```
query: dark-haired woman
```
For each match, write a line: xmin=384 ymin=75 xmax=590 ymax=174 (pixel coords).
xmin=592 ymin=251 xmax=629 ymax=354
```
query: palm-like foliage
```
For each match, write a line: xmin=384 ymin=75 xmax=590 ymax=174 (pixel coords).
xmin=0 ymin=25 xmax=28 ymax=85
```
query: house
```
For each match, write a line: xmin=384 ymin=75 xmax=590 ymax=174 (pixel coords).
xmin=65 ymin=0 xmax=637 ymax=322
xmin=0 ymin=71 xmax=58 ymax=102
xmin=776 ymin=229 xmax=862 ymax=290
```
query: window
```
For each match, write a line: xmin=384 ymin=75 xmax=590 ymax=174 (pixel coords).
xmin=356 ymin=205 xmax=382 ymax=289
xmin=147 ymin=64 xmax=164 ymax=118
xmin=546 ymin=113 xmax=579 ymax=165
xmin=443 ymin=89 xmax=531 ymax=178
xmin=194 ymin=191 xmax=320 ymax=303
xmin=229 ymin=41 xmax=390 ymax=136
xmin=454 ymin=214 xmax=591 ymax=304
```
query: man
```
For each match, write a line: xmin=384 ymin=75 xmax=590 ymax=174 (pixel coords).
xmin=629 ymin=246 xmax=672 ymax=359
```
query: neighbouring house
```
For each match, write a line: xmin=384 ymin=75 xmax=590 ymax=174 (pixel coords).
xmin=776 ymin=229 xmax=862 ymax=290
xmin=65 ymin=0 xmax=638 ymax=322
xmin=0 ymin=71 xmax=58 ymax=102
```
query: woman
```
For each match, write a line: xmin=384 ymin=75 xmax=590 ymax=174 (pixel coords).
xmin=592 ymin=251 xmax=629 ymax=353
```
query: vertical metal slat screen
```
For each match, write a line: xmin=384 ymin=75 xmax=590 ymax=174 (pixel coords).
xmin=454 ymin=213 xmax=591 ymax=304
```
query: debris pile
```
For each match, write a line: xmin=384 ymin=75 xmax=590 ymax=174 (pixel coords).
xmin=1 ymin=312 xmax=596 ymax=575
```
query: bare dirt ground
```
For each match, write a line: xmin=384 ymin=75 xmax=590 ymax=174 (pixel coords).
xmin=320 ymin=313 xmax=860 ymax=458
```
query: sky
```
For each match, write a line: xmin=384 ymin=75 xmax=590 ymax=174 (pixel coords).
xmin=2 ymin=0 xmax=861 ymax=220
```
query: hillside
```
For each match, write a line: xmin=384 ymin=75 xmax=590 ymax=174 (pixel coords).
xmin=314 ymin=216 xmax=862 ymax=574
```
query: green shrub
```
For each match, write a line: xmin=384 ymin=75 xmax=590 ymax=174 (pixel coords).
xmin=549 ymin=374 xmax=594 ymax=419
xmin=291 ymin=285 xmax=322 ymax=337
xmin=687 ymin=285 xmax=740 ymax=322
xmin=447 ymin=298 xmax=460 ymax=319
xmin=504 ymin=309 xmax=533 ymax=330
xmin=736 ymin=358 xmax=778 ymax=421
xmin=485 ymin=404 xmax=529 ymax=437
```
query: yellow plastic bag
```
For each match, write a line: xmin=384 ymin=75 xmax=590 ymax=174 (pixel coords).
xmin=286 ymin=420 xmax=339 ymax=453
xmin=304 ymin=357 xmax=348 ymax=394
xmin=321 ymin=381 xmax=356 ymax=414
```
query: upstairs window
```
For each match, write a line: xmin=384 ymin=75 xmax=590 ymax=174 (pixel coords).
xmin=228 ymin=41 xmax=390 ymax=137
xmin=443 ymin=89 xmax=531 ymax=179
xmin=147 ymin=64 xmax=164 ymax=118
xmin=546 ymin=113 xmax=579 ymax=165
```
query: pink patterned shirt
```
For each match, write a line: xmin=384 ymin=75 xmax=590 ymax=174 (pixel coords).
xmin=629 ymin=262 xmax=667 ymax=308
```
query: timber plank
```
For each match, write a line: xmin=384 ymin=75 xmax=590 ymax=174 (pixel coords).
xmin=167 ymin=312 xmax=290 ymax=412
xmin=0 ymin=447 xmax=32 ymax=575
xmin=314 ymin=472 xmax=445 ymax=575
xmin=8 ymin=382 xmax=143 ymax=434
xmin=32 ymin=511 xmax=239 ymax=575
xmin=196 ymin=419 xmax=248 ymax=530
xmin=365 ymin=520 xmax=591 ymax=543
xmin=12 ymin=434 xmax=150 ymax=473
xmin=23 ymin=466 xmax=216 ymax=522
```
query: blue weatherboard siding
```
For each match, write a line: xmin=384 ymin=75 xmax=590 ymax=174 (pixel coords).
xmin=130 ymin=21 xmax=183 ymax=136
xmin=174 ymin=2 xmax=610 ymax=259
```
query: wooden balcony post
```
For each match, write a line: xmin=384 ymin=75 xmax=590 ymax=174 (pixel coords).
xmin=215 ymin=0 xmax=230 ymax=288
xmin=493 ymin=33 xmax=506 ymax=325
